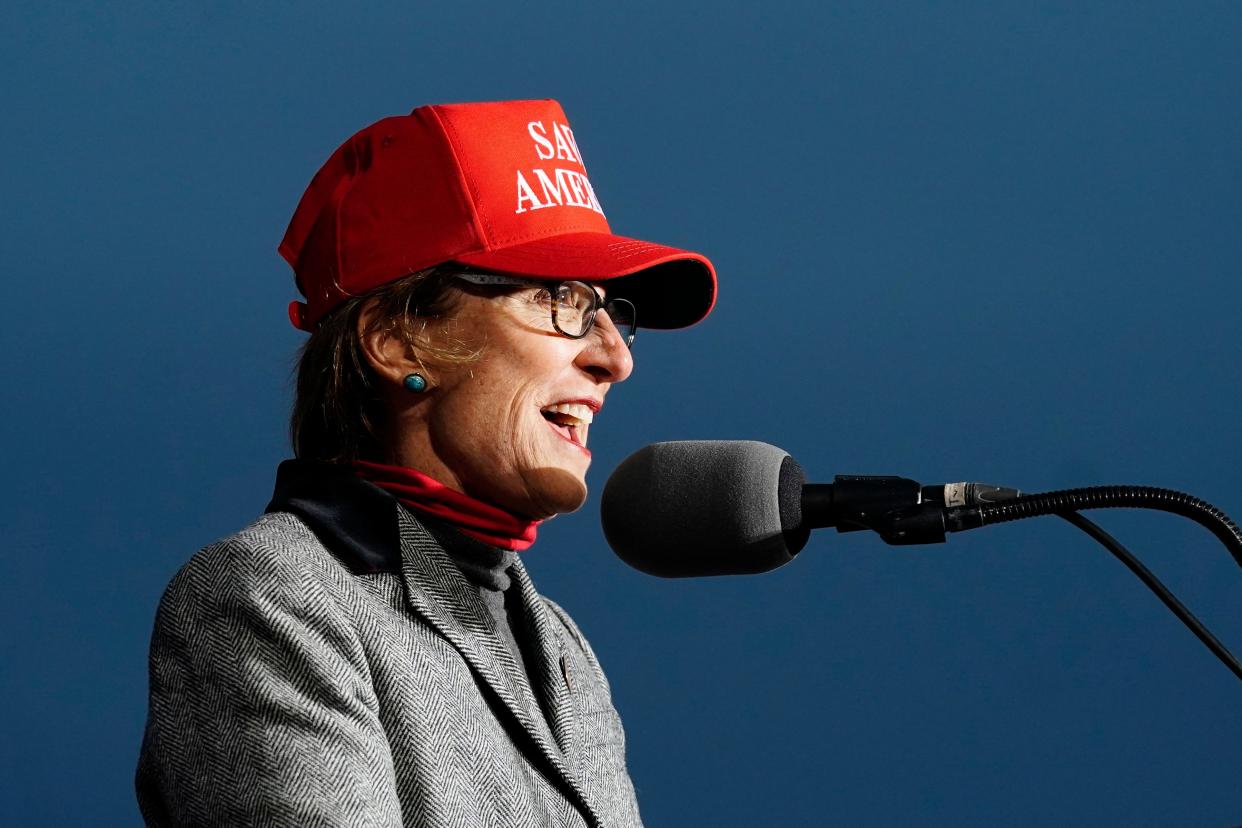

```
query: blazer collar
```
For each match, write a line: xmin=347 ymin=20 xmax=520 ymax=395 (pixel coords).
xmin=266 ymin=459 xmax=400 ymax=574
xmin=265 ymin=460 xmax=599 ymax=826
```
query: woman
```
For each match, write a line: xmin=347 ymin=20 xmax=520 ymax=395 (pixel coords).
xmin=135 ymin=99 xmax=716 ymax=827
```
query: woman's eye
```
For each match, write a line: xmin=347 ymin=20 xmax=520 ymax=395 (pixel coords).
xmin=555 ymin=290 xmax=586 ymax=319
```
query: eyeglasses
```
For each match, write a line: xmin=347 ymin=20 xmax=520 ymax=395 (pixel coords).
xmin=453 ymin=272 xmax=637 ymax=348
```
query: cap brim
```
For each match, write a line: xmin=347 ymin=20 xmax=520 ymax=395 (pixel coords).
xmin=453 ymin=231 xmax=717 ymax=329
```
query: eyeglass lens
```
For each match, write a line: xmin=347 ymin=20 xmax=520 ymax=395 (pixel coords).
xmin=603 ymin=298 xmax=636 ymax=348
xmin=550 ymin=282 xmax=636 ymax=347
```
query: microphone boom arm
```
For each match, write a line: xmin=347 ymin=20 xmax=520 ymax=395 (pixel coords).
xmin=801 ymin=478 xmax=1242 ymax=683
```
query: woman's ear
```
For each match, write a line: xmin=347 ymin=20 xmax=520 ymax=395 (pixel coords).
xmin=356 ymin=298 xmax=427 ymax=387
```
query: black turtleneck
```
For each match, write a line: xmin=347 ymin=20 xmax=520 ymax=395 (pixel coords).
xmin=420 ymin=519 xmax=517 ymax=591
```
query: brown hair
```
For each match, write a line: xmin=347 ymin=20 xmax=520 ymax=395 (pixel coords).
xmin=290 ymin=267 xmax=476 ymax=463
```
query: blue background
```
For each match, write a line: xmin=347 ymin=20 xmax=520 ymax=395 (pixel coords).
xmin=4 ymin=2 xmax=1240 ymax=825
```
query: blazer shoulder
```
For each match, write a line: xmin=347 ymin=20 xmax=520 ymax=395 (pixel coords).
xmin=138 ymin=516 xmax=400 ymax=826
xmin=157 ymin=512 xmax=353 ymax=619
xmin=216 ymin=510 xmax=329 ymax=561
xmin=189 ymin=510 xmax=336 ymax=567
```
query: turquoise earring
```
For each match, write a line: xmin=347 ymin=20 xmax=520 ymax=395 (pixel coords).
xmin=403 ymin=373 xmax=428 ymax=393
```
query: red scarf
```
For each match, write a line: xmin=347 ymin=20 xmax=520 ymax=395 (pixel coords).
xmin=353 ymin=460 xmax=540 ymax=551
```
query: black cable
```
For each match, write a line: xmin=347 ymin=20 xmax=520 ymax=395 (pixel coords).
xmin=1058 ymin=511 xmax=1242 ymax=684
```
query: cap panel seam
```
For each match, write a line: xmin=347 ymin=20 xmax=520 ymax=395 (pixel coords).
xmin=466 ymin=249 xmax=705 ymax=266
xmin=331 ymin=142 xmax=365 ymax=299
xmin=479 ymin=224 xmax=615 ymax=246
xmin=459 ymin=235 xmax=708 ymax=259
xmin=426 ymin=106 xmax=492 ymax=249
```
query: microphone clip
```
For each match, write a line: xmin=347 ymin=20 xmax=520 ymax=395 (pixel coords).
xmin=802 ymin=475 xmax=948 ymax=545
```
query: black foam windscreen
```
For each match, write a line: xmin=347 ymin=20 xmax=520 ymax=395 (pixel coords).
xmin=600 ymin=441 xmax=807 ymax=578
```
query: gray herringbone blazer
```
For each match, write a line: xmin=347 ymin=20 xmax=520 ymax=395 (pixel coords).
xmin=136 ymin=462 xmax=643 ymax=827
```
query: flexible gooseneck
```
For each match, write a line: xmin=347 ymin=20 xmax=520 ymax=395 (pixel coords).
xmin=945 ymin=486 xmax=1242 ymax=569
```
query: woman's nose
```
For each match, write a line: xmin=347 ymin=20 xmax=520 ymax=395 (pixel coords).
xmin=576 ymin=310 xmax=634 ymax=383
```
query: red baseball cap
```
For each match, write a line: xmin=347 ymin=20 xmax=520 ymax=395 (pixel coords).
xmin=279 ymin=99 xmax=717 ymax=332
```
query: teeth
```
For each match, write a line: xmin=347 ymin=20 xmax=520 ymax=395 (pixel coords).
xmin=543 ymin=402 xmax=594 ymax=425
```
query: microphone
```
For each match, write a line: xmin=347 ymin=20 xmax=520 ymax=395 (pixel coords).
xmin=600 ymin=441 xmax=806 ymax=577
xmin=600 ymin=441 xmax=1019 ymax=578
xmin=601 ymin=442 xmax=1242 ymax=685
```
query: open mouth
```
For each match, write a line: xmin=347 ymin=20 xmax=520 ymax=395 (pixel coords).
xmin=540 ymin=402 xmax=594 ymax=452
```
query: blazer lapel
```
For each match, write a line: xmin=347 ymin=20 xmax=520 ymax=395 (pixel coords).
xmin=394 ymin=508 xmax=600 ymax=826
xmin=508 ymin=557 xmax=582 ymax=769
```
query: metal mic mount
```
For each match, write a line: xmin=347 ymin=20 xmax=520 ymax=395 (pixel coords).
xmin=800 ymin=476 xmax=1022 ymax=545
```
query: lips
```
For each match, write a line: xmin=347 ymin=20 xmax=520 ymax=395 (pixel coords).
xmin=540 ymin=399 xmax=599 ymax=453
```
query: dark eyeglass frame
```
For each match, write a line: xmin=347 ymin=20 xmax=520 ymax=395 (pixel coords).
xmin=452 ymin=271 xmax=637 ymax=349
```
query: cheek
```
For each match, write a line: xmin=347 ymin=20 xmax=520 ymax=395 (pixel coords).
xmin=463 ymin=372 xmax=545 ymax=459
xmin=506 ymin=398 xmax=544 ymax=456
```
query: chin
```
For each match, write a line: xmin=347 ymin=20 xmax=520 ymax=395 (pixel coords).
xmin=520 ymin=467 xmax=589 ymax=518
